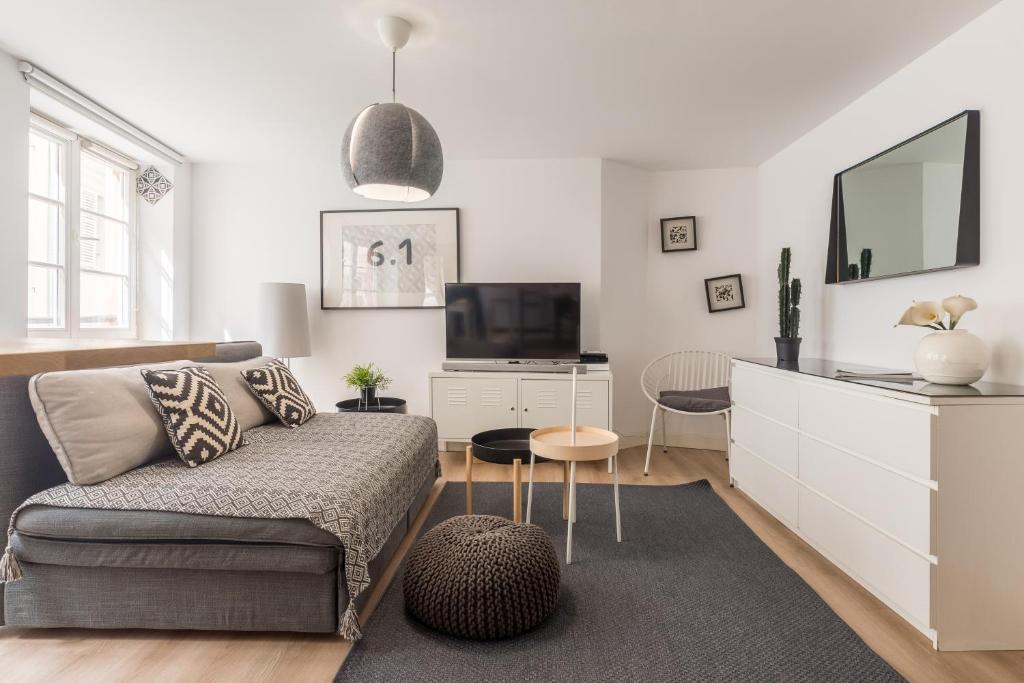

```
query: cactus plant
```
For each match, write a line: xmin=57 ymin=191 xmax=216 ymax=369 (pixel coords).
xmin=777 ymin=247 xmax=791 ymax=337
xmin=860 ymin=248 xmax=872 ymax=279
xmin=777 ymin=248 xmax=801 ymax=340
xmin=790 ymin=278 xmax=801 ymax=339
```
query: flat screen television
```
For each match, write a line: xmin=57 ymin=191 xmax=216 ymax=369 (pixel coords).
xmin=444 ymin=283 xmax=581 ymax=361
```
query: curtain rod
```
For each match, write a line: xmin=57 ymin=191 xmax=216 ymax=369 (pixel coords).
xmin=18 ymin=61 xmax=186 ymax=166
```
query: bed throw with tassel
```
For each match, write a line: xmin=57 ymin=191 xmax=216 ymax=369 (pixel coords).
xmin=1 ymin=413 xmax=439 ymax=640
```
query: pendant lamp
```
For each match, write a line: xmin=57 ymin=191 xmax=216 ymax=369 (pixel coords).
xmin=340 ymin=16 xmax=443 ymax=202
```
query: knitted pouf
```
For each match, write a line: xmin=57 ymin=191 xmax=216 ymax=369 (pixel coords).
xmin=403 ymin=514 xmax=561 ymax=640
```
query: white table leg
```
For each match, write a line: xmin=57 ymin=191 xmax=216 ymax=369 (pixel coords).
xmin=607 ymin=456 xmax=613 ymax=473
xmin=613 ymin=454 xmax=622 ymax=542
xmin=567 ymin=460 xmax=577 ymax=564
xmin=526 ymin=451 xmax=536 ymax=524
xmin=571 ymin=462 xmax=577 ymax=524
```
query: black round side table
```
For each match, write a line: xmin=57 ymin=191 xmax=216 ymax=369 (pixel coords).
xmin=335 ymin=397 xmax=408 ymax=414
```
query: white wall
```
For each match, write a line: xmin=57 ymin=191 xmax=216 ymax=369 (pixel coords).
xmin=0 ymin=51 xmax=28 ymax=336
xmin=756 ymin=0 xmax=1024 ymax=383
xmin=137 ymin=162 xmax=191 ymax=341
xmin=190 ymin=155 xmax=602 ymax=416
xmin=646 ymin=168 xmax=759 ymax=447
xmin=599 ymin=160 xmax=650 ymax=439
xmin=190 ymin=154 xmax=761 ymax=448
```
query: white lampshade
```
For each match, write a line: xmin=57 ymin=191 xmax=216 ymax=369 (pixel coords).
xmin=258 ymin=282 xmax=311 ymax=359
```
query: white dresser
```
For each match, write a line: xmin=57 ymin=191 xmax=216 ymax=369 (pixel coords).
xmin=730 ymin=358 xmax=1024 ymax=651
xmin=429 ymin=370 xmax=613 ymax=450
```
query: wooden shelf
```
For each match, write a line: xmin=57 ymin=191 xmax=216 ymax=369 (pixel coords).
xmin=0 ymin=338 xmax=218 ymax=377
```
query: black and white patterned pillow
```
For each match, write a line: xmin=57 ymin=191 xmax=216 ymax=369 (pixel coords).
xmin=141 ymin=366 xmax=245 ymax=467
xmin=241 ymin=359 xmax=317 ymax=428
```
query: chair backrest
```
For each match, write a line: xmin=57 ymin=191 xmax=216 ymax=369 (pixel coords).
xmin=640 ymin=350 xmax=732 ymax=403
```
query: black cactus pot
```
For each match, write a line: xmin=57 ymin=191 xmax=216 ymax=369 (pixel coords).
xmin=774 ymin=337 xmax=802 ymax=362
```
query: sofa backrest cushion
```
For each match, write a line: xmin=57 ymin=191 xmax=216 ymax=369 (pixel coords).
xmin=203 ymin=358 xmax=277 ymax=432
xmin=28 ymin=356 xmax=276 ymax=485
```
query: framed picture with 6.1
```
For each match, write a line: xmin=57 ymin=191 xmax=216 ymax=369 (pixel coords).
xmin=320 ymin=208 xmax=460 ymax=309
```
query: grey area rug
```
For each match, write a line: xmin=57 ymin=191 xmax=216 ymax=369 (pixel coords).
xmin=336 ymin=480 xmax=904 ymax=682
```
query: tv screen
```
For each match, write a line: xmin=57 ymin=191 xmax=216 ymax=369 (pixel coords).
xmin=445 ymin=283 xmax=581 ymax=361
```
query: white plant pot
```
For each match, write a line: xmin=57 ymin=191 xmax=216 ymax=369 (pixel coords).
xmin=914 ymin=329 xmax=990 ymax=385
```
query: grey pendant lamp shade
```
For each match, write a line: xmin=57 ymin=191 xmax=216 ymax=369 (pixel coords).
xmin=340 ymin=16 xmax=443 ymax=202
xmin=341 ymin=102 xmax=443 ymax=202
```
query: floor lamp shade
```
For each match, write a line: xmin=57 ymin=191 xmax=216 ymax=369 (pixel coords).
xmin=340 ymin=102 xmax=443 ymax=202
xmin=259 ymin=283 xmax=311 ymax=359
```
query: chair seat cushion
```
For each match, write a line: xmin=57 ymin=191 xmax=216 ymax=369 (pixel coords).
xmin=658 ymin=386 xmax=731 ymax=412
xmin=403 ymin=515 xmax=561 ymax=639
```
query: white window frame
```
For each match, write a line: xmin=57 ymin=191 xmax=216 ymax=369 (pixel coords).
xmin=28 ymin=114 xmax=139 ymax=339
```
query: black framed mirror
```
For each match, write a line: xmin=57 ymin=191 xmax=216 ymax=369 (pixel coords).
xmin=826 ymin=110 xmax=979 ymax=284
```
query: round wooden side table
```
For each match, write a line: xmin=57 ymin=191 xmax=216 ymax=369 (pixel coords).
xmin=528 ymin=425 xmax=621 ymax=564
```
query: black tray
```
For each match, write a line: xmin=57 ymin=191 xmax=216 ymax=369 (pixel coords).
xmin=471 ymin=428 xmax=547 ymax=465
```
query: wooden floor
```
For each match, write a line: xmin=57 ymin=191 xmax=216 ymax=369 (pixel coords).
xmin=2 ymin=445 xmax=1022 ymax=682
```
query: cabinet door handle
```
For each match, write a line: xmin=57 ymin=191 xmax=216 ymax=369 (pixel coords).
xmin=523 ymin=408 xmax=529 ymax=412
xmin=510 ymin=407 xmax=515 ymax=411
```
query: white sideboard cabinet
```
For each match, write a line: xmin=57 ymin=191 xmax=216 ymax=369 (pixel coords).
xmin=429 ymin=370 xmax=613 ymax=449
xmin=729 ymin=358 xmax=1024 ymax=651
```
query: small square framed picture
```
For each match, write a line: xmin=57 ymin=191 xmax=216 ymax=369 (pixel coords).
xmin=704 ymin=274 xmax=745 ymax=313
xmin=660 ymin=216 xmax=697 ymax=252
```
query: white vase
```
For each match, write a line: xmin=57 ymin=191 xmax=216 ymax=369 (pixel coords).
xmin=914 ymin=329 xmax=990 ymax=385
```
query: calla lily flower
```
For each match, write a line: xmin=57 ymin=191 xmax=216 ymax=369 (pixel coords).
xmin=942 ymin=295 xmax=977 ymax=328
xmin=896 ymin=301 xmax=945 ymax=327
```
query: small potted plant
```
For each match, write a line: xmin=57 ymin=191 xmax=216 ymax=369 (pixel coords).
xmin=775 ymin=247 xmax=802 ymax=362
xmin=344 ymin=363 xmax=392 ymax=405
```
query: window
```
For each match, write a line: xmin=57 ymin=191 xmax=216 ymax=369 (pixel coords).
xmin=27 ymin=118 xmax=137 ymax=337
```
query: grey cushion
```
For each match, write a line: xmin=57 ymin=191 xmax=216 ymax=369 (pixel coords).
xmin=10 ymin=533 xmax=338 ymax=575
xmin=15 ymin=504 xmax=340 ymax=546
xmin=658 ymin=386 xmax=731 ymax=412
xmin=12 ymin=505 xmax=343 ymax=575
xmin=28 ymin=357 xmax=276 ymax=485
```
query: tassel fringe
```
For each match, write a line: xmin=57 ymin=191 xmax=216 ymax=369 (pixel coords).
xmin=0 ymin=545 xmax=22 ymax=582
xmin=339 ymin=600 xmax=362 ymax=640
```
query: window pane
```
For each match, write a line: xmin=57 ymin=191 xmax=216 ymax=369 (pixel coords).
xmin=80 ymin=271 xmax=129 ymax=328
xmin=28 ymin=198 xmax=63 ymax=265
xmin=28 ymin=264 xmax=64 ymax=328
xmin=28 ymin=131 xmax=62 ymax=200
xmin=80 ymin=152 xmax=129 ymax=221
xmin=80 ymin=213 xmax=130 ymax=275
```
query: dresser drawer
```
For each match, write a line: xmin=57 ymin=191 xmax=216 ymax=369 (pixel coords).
xmin=799 ymin=382 xmax=934 ymax=481
xmin=730 ymin=442 xmax=798 ymax=529
xmin=799 ymin=486 xmax=932 ymax=632
xmin=799 ymin=435 xmax=933 ymax=556
xmin=732 ymin=405 xmax=798 ymax=477
xmin=732 ymin=362 xmax=799 ymax=428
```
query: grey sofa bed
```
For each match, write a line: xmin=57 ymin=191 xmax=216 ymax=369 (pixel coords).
xmin=0 ymin=341 xmax=436 ymax=633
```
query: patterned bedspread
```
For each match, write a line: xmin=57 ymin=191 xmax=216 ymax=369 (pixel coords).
xmin=0 ymin=412 xmax=439 ymax=640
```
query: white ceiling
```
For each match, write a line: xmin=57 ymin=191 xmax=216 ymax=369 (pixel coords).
xmin=0 ymin=0 xmax=998 ymax=169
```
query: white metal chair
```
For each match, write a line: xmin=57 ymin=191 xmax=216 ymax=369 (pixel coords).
xmin=640 ymin=350 xmax=732 ymax=475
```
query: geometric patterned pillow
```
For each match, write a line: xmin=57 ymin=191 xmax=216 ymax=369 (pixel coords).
xmin=140 ymin=366 xmax=245 ymax=467
xmin=240 ymin=359 xmax=317 ymax=428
